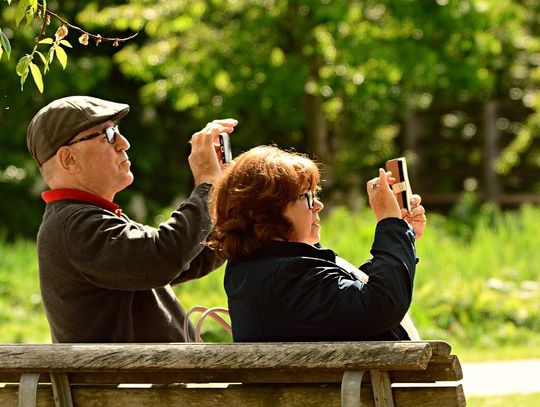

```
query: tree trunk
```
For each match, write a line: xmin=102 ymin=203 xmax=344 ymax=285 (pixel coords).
xmin=304 ymin=91 xmax=333 ymax=187
xmin=403 ymin=109 xmax=421 ymax=188
xmin=483 ymin=100 xmax=501 ymax=204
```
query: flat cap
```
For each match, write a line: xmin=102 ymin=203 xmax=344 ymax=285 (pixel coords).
xmin=27 ymin=96 xmax=130 ymax=166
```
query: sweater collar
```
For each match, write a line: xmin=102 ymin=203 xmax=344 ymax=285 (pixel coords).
xmin=41 ymin=188 xmax=122 ymax=217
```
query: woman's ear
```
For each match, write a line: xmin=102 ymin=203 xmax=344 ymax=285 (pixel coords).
xmin=56 ymin=146 xmax=80 ymax=174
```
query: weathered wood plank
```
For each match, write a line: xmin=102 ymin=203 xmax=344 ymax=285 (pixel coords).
xmin=0 ymin=358 xmax=462 ymax=386
xmin=50 ymin=373 xmax=73 ymax=407
xmin=390 ymin=355 xmax=463 ymax=382
xmin=422 ymin=341 xmax=452 ymax=358
xmin=341 ymin=371 xmax=364 ymax=407
xmin=0 ymin=383 xmax=466 ymax=407
xmin=371 ymin=370 xmax=394 ymax=407
xmin=18 ymin=373 xmax=40 ymax=407
xmin=393 ymin=385 xmax=466 ymax=407
xmin=0 ymin=342 xmax=431 ymax=372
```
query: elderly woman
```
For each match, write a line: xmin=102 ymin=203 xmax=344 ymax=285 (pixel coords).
xmin=209 ymin=146 xmax=426 ymax=342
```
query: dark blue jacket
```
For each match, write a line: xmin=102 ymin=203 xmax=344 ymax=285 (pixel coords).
xmin=225 ymin=217 xmax=417 ymax=342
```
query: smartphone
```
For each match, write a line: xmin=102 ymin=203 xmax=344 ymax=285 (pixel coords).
xmin=385 ymin=157 xmax=413 ymax=212
xmin=219 ymin=133 xmax=232 ymax=164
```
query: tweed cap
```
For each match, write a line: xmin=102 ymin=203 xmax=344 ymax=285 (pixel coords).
xmin=27 ymin=96 xmax=130 ymax=166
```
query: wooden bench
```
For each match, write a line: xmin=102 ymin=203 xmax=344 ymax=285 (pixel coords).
xmin=0 ymin=341 xmax=465 ymax=406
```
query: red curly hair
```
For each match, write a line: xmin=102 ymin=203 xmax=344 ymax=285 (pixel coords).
xmin=209 ymin=146 xmax=320 ymax=259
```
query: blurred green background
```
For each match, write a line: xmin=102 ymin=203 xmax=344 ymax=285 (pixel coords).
xmin=2 ymin=0 xmax=540 ymax=238
xmin=1 ymin=1 xmax=540 ymax=399
xmin=2 ymin=1 xmax=540 ymax=403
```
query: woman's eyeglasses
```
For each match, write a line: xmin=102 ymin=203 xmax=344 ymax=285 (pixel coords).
xmin=66 ymin=125 xmax=120 ymax=146
xmin=294 ymin=190 xmax=320 ymax=209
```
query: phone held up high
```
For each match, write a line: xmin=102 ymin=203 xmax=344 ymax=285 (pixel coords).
xmin=385 ymin=157 xmax=413 ymax=212
xmin=219 ymin=133 xmax=232 ymax=164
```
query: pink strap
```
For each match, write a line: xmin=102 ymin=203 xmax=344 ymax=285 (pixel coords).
xmin=184 ymin=306 xmax=232 ymax=343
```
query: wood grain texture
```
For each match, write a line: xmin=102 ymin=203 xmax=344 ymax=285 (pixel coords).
xmin=0 ymin=341 xmax=465 ymax=406
xmin=391 ymin=355 xmax=463 ymax=382
xmin=0 ymin=383 xmax=466 ymax=407
xmin=0 ymin=342 xmax=432 ymax=373
xmin=423 ymin=341 xmax=452 ymax=358
xmin=371 ymin=370 xmax=394 ymax=407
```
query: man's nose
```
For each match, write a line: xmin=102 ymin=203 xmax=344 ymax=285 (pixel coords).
xmin=115 ymin=133 xmax=130 ymax=151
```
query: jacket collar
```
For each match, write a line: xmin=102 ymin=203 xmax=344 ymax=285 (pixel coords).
xmin=41 ymin=188 xmax=122 ymax=217
xmin=254 ymin=240 xmax=336 ymax=262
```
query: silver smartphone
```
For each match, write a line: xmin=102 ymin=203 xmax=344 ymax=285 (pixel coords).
xmin=219 ymin=133 xmax=232 ymax=164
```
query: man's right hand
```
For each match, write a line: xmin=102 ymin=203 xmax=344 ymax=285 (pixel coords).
xmin=188 ymin=119 xmax=238 ymax=186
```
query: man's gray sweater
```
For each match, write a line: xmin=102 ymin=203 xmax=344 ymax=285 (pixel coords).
xmin=37 ymin=183 xmax=223 ymax=343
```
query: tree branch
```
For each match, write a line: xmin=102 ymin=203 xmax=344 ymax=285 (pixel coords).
xmin=36 ymin=2 xmax=139 ymax=46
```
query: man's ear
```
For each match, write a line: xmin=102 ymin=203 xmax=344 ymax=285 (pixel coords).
xmin=56 ymin=146 xmax=80 ymax=173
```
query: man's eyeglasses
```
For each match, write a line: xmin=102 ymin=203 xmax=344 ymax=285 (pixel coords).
xmin=66 ymin=125 xmax=120 ymax=146
xmin=294 ymin=190 xmax=320 ymax=210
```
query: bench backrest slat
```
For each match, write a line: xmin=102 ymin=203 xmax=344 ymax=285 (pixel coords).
xmin=0 ymin=342 xmax=432 ymax=372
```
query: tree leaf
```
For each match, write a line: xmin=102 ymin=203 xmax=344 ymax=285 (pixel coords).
xmin=16 ymin=55 xmax=31 ymax=77
xmin=19 ymin=68 xmax=29 ymax=91
xmin=60 ymin=40 xmax=73 ymax=48
xmin=0 ymin=28 xmax=11 ymax=60
xmin=39 ymin=38 xmax=54 ymax=45
xmin=29 ymin=62 xmax=44 ymax=93
xmin=36 ymin=51 xmax=48 ymax=65
xmin=48 ymin=46 xmax=55 ymax=63
xmin=0 ymin=47 xmax=3 ymax=61
xmin=54 ymin=45 xmax=68 ymax=69
xmin=15 ymin=0 xmax=30 ymax=27
xmin=25 ymin=10 xmax=34 ymax=26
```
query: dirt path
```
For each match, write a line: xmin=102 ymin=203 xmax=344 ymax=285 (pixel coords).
xmin=461 ymin=359 xmax=540 ymax=397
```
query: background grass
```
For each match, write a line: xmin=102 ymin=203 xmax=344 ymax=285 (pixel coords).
xmin=467 ymin=392 xmax=540 ymax=406
xmin=1 ymin=204 xmax=539 ymax=364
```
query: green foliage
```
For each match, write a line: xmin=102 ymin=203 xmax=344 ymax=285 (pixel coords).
xmin=1 ymin=0 xmax=540 ymax=240
xmin=0 ymin=207 xmax=540 ymax=359
xmin=73 ymin=0 xmax=540 ymax=196
xmin=0 ymin=27 xmax=11 ymax=59
xmin=2 ymin=206 xmax=540 ymax=364
xmin=468 ymin=393 xmax=540 ymax=407
xmin=0 ymin=236 xmax=49 ymax=343
xmin=1 ymin=0 xmax=137 ymax=92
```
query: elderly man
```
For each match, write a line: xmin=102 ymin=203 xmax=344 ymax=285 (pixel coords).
xmin=27 ymin=95 xmax=236 ymax=343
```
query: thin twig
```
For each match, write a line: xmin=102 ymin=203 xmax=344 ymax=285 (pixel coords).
xmin=36 ymin=2 xmax=139 ymax=44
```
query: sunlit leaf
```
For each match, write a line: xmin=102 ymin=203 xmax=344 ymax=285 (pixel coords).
xmin=48 ymin=47 xmax=54 ymax=63
xmin=16 ymin=55 xmax=31 ymax=77
xmin=19 ymin=68 xmax=29 ymax=91
xmin=35 ymin=51 xmax=49 ymax=73
xmin=15 ymin=0 xmax=30 ymax=27
xmin=36 ymin=51 xmax=47 ymax=64
xmin=29 ymin=62 xmax=44 ymax=93
xmin=38 ymin=38 xmax=54 ymax=45
xmin=60 ymin=40 xmax=73 ymax=48
xmin=0 ymin=28 xmax=11 ymax=60
xmin=25 ymin=10 xmax=33 ymax=26
xmin=54 ymin=45 xmax=68 ymax=69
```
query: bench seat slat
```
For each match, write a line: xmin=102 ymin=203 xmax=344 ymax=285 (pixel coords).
xmin=0 ymin=383 xmax=466 ymax=407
